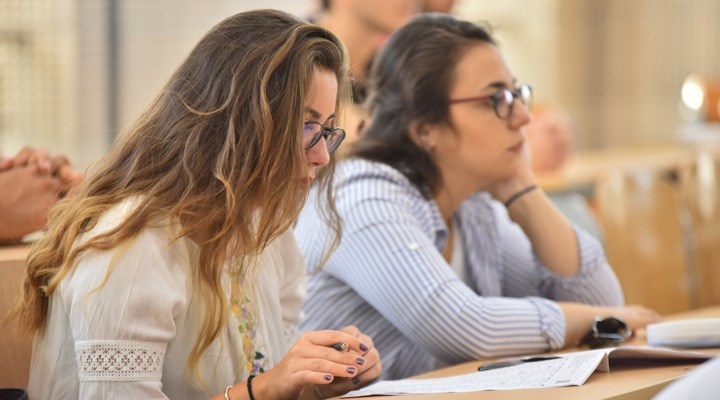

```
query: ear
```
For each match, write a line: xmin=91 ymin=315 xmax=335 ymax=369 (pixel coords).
xmin=407 ymin=120 xmax=436 ymax=151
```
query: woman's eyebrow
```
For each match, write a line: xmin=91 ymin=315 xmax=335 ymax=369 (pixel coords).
xmin=305 ymin=108 xmax=336 ymax=123
xmin=305 ymin=108 xmax=322 ymax=120
xmin=482 ymin=78 xmax=518 ymax=91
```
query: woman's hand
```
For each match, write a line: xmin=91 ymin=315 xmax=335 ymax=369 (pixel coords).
xmin=1 ymin=146 xmax=84 ymax=187
xmin=561 ymin=302 xmax=662 ymax=347
xmin=251 ymin=329 xmax=375 ymax=400
xmin=611 ymin=304 xmax=663 ymax=331
xmin=0 ymin=166 xmax=63 ymax=242
xmin=308 ymin=325 xmax=382 ymax=399
xmin=485 ymin=143 xmax=537 ymax=204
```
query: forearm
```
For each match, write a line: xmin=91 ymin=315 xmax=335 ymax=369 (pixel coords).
xmin=373 ymin=278 xmax=565 ymax=362
xmin=558 ymin=302 xmax=610 ymax=347
xmin=506 ymin=188 xmax=580 ymax=276
xmin=330 ymin=229 xmax=564 ymax=362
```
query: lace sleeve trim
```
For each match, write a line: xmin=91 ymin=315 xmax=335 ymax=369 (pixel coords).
xmin=75 ymin=340 xmax=166 ymax=381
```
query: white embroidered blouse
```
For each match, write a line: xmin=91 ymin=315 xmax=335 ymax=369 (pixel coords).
xmin=27 ymin=199 xmax=306 ymax=399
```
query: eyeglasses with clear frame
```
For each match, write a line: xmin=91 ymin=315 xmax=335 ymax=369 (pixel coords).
xmin=303 ymin=121 xmax=346 ymax=154
xmin=448 ymin=83 xmax=533 ymax=120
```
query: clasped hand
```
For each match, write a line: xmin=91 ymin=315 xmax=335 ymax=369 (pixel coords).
xmin=0 ymin=146 xmax=83 ymax=242
xmin=255 ymin=325 xmax=382 ymax=400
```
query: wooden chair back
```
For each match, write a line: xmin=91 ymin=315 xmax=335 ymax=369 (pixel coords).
xmin=594 ymin=169 xmax=695 ymax=314
xmin=679 ymin=153 xmax=720 ymax=307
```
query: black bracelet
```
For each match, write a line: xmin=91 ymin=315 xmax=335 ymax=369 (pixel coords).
xmin=503 ymin=184 xmax=538 ymax=208
xmin=247 ymin=374 xmax=257 ymax=400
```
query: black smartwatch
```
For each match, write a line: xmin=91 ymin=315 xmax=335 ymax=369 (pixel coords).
xmin=581 ymin=316 xmax=632 ymax=348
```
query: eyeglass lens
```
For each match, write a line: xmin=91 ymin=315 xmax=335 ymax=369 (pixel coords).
xmin=303 ymin=122 xmax=345 ymax=153
xmin=493 ymin=84 xmax=533 ymax=119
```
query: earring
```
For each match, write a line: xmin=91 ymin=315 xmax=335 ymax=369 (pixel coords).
xmin=422 ymin=142 xmax=435 ymax=152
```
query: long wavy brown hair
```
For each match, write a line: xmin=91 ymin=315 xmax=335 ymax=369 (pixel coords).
xmin=11 ymin=9 xmax=348 ymax=381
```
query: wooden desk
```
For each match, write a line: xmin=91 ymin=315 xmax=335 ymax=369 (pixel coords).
xmin=0 ymin=244 xmax=32 ymax=388
xmin=536 ymin=144 xmax=702 ymax=193
xmin=360 ymin=307 xmax=720 ymax=400
xmin=0 ymin=244 xmax=31 ymax=264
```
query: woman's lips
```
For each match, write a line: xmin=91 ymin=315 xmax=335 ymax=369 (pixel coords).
xmin=508 ymin=141 xmax=525 ymax=152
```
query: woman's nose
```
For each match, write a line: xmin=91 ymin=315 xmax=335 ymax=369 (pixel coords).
xmin=510 ymin=101 xmax=532 ymax=129
xmin=306 ymin=137 xmax=330 ymax=167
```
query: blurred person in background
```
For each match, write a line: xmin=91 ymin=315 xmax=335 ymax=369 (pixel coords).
xmin=0 ymin=146 xmax=83 ymax=243
xmin=526 ymin=103 xmax=603 ymax=239
xmin=526 ymin=104 xmax=574 ymax=174
xmin=421 ymin=0 xmax=458 ymax=13
xmin=313 ymin=0 xmax=420 ymax=141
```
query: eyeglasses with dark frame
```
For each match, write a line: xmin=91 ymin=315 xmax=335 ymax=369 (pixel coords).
xmin=303 ymin=121 xmax=346 ymax=154
xmin=448 ymin=83 xmax=533 ymax=120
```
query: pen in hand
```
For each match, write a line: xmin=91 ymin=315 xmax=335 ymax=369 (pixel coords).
xmin=332 ymin=342 xmax=349 ymax=352
xmin=477 ymin=356 xmax=561 ymax=371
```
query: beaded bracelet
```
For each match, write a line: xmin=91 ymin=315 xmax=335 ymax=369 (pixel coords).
xmin=503 ymin=184 xmax=538 ymax=209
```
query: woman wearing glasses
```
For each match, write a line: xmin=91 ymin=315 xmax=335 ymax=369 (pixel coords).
xmin=296 ymin=13 xmax=660 ymax=380
xmin=14 ymin=10 xmax=381 ymax=400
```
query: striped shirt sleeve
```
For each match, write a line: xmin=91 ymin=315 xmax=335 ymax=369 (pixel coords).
xmin=491 ymin=198 xmax=625 ymax=307
xmin=311 ymin=162 xmax=567 ymax=363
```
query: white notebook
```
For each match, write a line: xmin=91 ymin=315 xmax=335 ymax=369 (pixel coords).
xmin=647 ymin=318 xmax=720 ymax=348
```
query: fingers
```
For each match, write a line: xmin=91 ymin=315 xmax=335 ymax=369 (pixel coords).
xmin=293 ymin=330 xmax=369 ymax=364
xmin=314 ymin=354 xmax=383 ymax=399
xmin=56 ymin=164 xmax=84 ymax=187
xmin=347 ymin=360 xmax=383 ymax=387
xmin=8 ymin=147 xmax=81 ymax=181
xmin=287 ymin=330 xmax=374 ymax=382
xmin=12 ymin=146 xmax=36 ymax=167
xmin=291 ymin=358 xmax=360 ymax=383
xmin=0 ymin=156 xmax=12 ymax=171
xmin=302 ymin=329 xmax=371 ymax=355
xmin=49 ymin=154 xmax=70 ymax=175
xmin=296 ymin=334 xmax=368 ymax=370
xmin=339 ymin=325 xmax=361 ymax=338
xmin=14 ymin=146 xmax=51 ymax=173
xmin=28 ymin=148 xmax=51 ymax=173
xmin=619 ymin=305 xmax=663 ymax=330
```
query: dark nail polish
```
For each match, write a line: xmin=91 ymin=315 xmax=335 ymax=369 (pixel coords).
xmin=352 ymin=377 xmax=361 ymax=384
xmin=346 ymin=367 xmax=356 ymax=374
xmin=324 ymin=374 xmax=333 ymax=381
xmin=356 ymin=357 xmax=365 ymax=365
xmin=359 ymin=343 xmax=369 ymax=352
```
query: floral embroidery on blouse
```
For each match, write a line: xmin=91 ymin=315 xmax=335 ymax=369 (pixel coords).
xmin=229 ymin=261 xmax=266 ymax=375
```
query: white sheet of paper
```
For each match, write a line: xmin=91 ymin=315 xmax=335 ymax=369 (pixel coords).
xmin=342 ymin=346 xmax=712 ymax=398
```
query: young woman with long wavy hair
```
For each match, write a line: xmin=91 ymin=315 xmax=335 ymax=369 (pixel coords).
xmin=11 ymin=9 xmax=381 ymax=400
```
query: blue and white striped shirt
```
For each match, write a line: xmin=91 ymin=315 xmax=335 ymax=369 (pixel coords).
xmin=296 ymin=159 xmax=624 ymax=379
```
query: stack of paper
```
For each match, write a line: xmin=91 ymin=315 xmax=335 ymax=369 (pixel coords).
xmin=342 ymin=346 xmax=713 ymax=397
